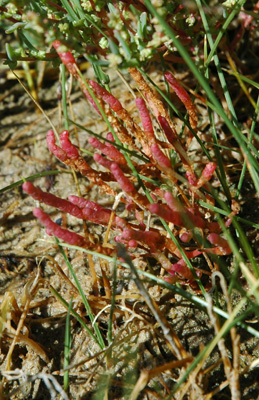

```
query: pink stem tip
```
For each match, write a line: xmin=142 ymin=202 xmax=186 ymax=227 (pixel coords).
xmin=110 ymin=163 xmax=135 ymax=194
xmin=89 ymin=80 xmax=122 ymax=112
xmin=151 ymin=144 xmax=171 ymax=169
xmin=165 ymin=71 xmax=197 ymax=129
xmin=22 ymin=182 xmax=84 ymax=219
xmin=135 ymin=97 xmax=155 ymax=140
xmin=33 ymin=208 xmax=87 ymax=246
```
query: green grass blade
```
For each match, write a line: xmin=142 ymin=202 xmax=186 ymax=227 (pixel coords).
xmin=224 ymin=70 xmax=259 ymax=90
xmin=61 ymin=63 xmax=69 ymax=131
xmin=0 ymin=170 xmax=70 ymax=194
xmin=60 ymin=0 xmax=79 ymax=20
xmin=196 ymin=0 xmax=238 ymax=124
xmin=203 ymin=35 xmax=231 ymax=201
xmin=63 ymin=297 xmax=73 ymax=392
xmin=50 ymin=286 xmax=101 ymax=344
xmin=236 ymin=93 xmax=259 ymax=197
xmin=198 ymin=200 xmax=259 ymax=231
xmin=204 ymin=0 xmax=247 ymax=68
xmin=204 ymin=186 xmax=259 ymax=277
xmin=55 ymin=237 xmax=106 ymax=349
xmin=207 ymin=90 xmax=231 ymax=201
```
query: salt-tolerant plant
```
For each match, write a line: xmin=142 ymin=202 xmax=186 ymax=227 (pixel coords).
xmin=22 ymin=40 xmax=235 ymax=288
xmin=1 ymin=0 xmax=259 ymax=398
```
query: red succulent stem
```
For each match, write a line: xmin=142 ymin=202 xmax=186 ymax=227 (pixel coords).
xmin=22 ymin=182 xmax=84 ymax=219
xmin=33 ymin=208 xmax=87 ymax=247
xmin=89 ymin=137 xmax=126 ymax=165
xmin=89 ymin=80 xmax=123 ymax=112
xmin=151 ymin=144 xmax=172 ymax=169
xmin=135 ymin=97 xmax=155 ymax=140
xmin=164 ymin=71 xmax=197 ymax=129
xmin=158 ymin=115 xmax=177 ymax=145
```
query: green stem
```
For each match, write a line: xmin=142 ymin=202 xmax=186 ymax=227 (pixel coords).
xmin=61 ymin=63 xmax=69 ymax=131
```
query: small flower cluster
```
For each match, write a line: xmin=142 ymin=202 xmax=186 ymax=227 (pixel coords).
xmin=0 ymin=1 xmax=224 ymax=68
xmin=3 ymin=1 xmax=258 ymax=72
xmin=23 ymin=40 xmax=234 ymax=286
